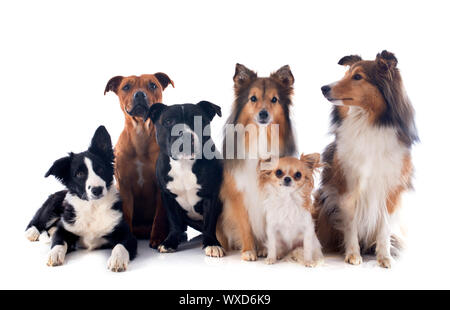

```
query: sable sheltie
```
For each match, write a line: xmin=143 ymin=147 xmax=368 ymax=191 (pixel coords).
xmin=314 ymin=50 xmax=418 ymax=268
xmin=216 ymin=64 xmax=297 ymax=261
xmin=259 ymin=155 xmax=323 ymax=267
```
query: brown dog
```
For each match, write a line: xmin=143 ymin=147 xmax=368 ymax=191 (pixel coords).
xmin=104 ymin=73 xmax=173 ymax=247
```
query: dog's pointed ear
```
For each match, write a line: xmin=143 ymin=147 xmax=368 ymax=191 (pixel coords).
xmin=300 ymin=153 xmax=321 ymax=170
xmin=104 ymin=76 xmax=123 ymax=95
xmin=233 ymin=63 xmax=257 ymax=87
xmin=376 ymin=50 xmax=398 ymax=73
xmin=271 ymin=65 xmax=294 ymax=87
xmin=45 ymin=154 xmax=73 ymax=184
xmin=88 ymin=126 xmax=114 ymax=162
xmin=338 ymin=55 xmax=362 ymax=66
xmin=258 ymin=156 xmax=278 ymax=173
xmin=154 ymin=72 xmax=174 ymax=90
xmin=148 ymin=103 xmax=168 ymax=123
xmin=197 ymin=101 xmax=222 ymax=121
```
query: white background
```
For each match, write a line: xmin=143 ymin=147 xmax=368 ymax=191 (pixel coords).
xmin=0 ymin=0 xmax=449 ymax=289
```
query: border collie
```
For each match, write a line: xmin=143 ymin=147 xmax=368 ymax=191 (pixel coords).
xmin=25 ymin=126 xmax=137 ymax=272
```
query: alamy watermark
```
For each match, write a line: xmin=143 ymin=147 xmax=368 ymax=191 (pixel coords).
xmin=170 ymin=116 xmax=280 ymax=170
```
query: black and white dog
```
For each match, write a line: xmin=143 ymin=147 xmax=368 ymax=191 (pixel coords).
xmin=25 ymin=126 xmax=137 ymax=272
xmin=148 ymin=101 xmax=225 ymax=257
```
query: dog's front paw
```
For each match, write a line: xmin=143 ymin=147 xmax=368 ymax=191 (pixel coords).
xmin=265 ymin=257 xmax=276 ymax=265
xmin=158 ymin=244 xmax=176 ymax=253
xmin=204 ymin=246 xmax=225 ymax=258
xmin=157 ymin=235 xmax=180 ymax=253
xmin=25 ymin=226 xmax=40 ymax=242
xmin=257 ymin=247 xmax=268 ymax=258
xmin=241 ymin=250 xmax=257 ymax=261
xmin=47 ymin=244 xmax=67 ymax=267
xmin=344 ymin=252 xmax=363 ymax=265
xmin=149 ymin=230 xmax=174 ymax=249
xmin=377 ymin=255 xmax=392 ymax=268
xmin=304 ymin=258 xmax=323 ymax=268
xmin=107 ymin=244 xmax=130 ymax=272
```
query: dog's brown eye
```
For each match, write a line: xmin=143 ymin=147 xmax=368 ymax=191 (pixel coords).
xmin=122 ymin=84 xmax=131 ymax=91
xmin=271 ymin=97 xmax=277 ymax=103
xmin=294 ymin=171 xmax=302 ymax=180
xmin=163 ymin=118 xmax=174 ymax=127
xmin=275 ymin=169 xmax=283 ymax=178
xmin=352 ymin=74 xmax=362 ymax=81
xmin=250 ymin=96 xmax=257 ymax=102
xmin=76 ymin=171 xmax=85 ymax=178
xmin=149 ymin=82 xmax=157 ymax=90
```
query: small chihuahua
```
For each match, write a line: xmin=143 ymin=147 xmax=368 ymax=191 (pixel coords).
xmin=259 ymin=154 xmax=323 ymax=267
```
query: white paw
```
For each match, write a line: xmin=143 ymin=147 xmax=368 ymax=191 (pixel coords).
xmin=107 ymin=244 xmax=130 ymax=272
xmin=265 ymin=257 xmax=276 ymax=265
xmin=158 ymin=244 xmax=175 ymax=253
xmin=257 ymin=247 xmax=268 ymax=258
xmin=47 ymin=243 xmax=67 ymax=267
xmin=344 ymin=252 xmax=363 ymax=265
xmin=204 ymin=246 xmax=225 ymax=257
xmin=304 ymin=258 xmax=323 ymax=268
xmin=241 ymin=250 xmax=257 ymax=261
xmin=377 ymin=255 xmax=392 ymax=268
xmin=25 ymin=226 xmax=40 ymax=242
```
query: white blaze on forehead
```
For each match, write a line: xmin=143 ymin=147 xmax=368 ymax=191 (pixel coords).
xmin=84 ymin=157 xmax=106 ymax=194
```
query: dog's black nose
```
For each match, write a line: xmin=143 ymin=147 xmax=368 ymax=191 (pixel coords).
xmin=134 ymin=91 xmax=147 ymax=100
xmin=283 ymin=176 xmax=292 ymax=185
xmin=91 ymin=186 xmax=103 ymax=197
xmin=259 ymin=109 xmax=269 ymax=120
xmin=321 ymin=85 xmax=331 ymax=95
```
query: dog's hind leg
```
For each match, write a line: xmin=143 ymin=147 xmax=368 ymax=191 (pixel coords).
xmin=25 ymin=190 xmax=67 ymax=242
xmin=119 ymin=188 xmax=134 ymax=233
xmin=149 ymin=187 xmax=169 ymax=248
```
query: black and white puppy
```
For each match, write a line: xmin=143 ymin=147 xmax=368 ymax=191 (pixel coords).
xmin=25 ymin=126 xmax=137 ymax=272
xmin=148 ymin=101 xmax=225 ymax=257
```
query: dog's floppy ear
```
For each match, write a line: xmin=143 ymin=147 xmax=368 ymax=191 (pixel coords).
xmin=197 ymin=101 xmax=222 ymax=121
xmin=45 ymin=154 xmax=73 ymax=184
xmin=233 ymin=63 xmax=257 ymax=87
xmin=271 ymin=65 xmax=295 ymax=87
xmin=375 ymin=50 xmax=398 ymax=73
xmin=154 ymin=72 xmax=174 ymax=90
xmin=300 ymin=153 xmax=321 ymax=171
xmin=104 ymin=76 xmax=123 ymax=95
xmin=338 ymin=55 xmax=362 ymax=66
xmin=148 ymin=103 xmax=168 ymax=123
xmin=88 ymin=126 xmax=114 ymax=163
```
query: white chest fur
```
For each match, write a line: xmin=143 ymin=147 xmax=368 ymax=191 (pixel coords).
xmin=336 ymin=108 xmax=407 ymax=242
xmin=62 ymin=187 xmax=122 ymax=250
xmin=166 ymin=158 xmax=202 ymax=220
xmin=262 ymin=186 xmax=313 ymax=247
xmin=232 ymin=160 xmax=266 ymax=241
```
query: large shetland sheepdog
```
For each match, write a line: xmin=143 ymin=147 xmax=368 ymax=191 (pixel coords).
xmin=314 ymin=50 xmax=418 ymax=268
xmin=216 ymin=64 xmax=297 ymax=261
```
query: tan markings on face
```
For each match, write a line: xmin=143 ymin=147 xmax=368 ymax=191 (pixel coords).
xmin=237 ymin=78 xmax=288 ymax=153
xmin=117 ymin=75 xmax=164 ymax=114
xmin=330 ymin=63 xmax=385 ymax=121
xmin=260 ymin=157 xmax=313 ymax=189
